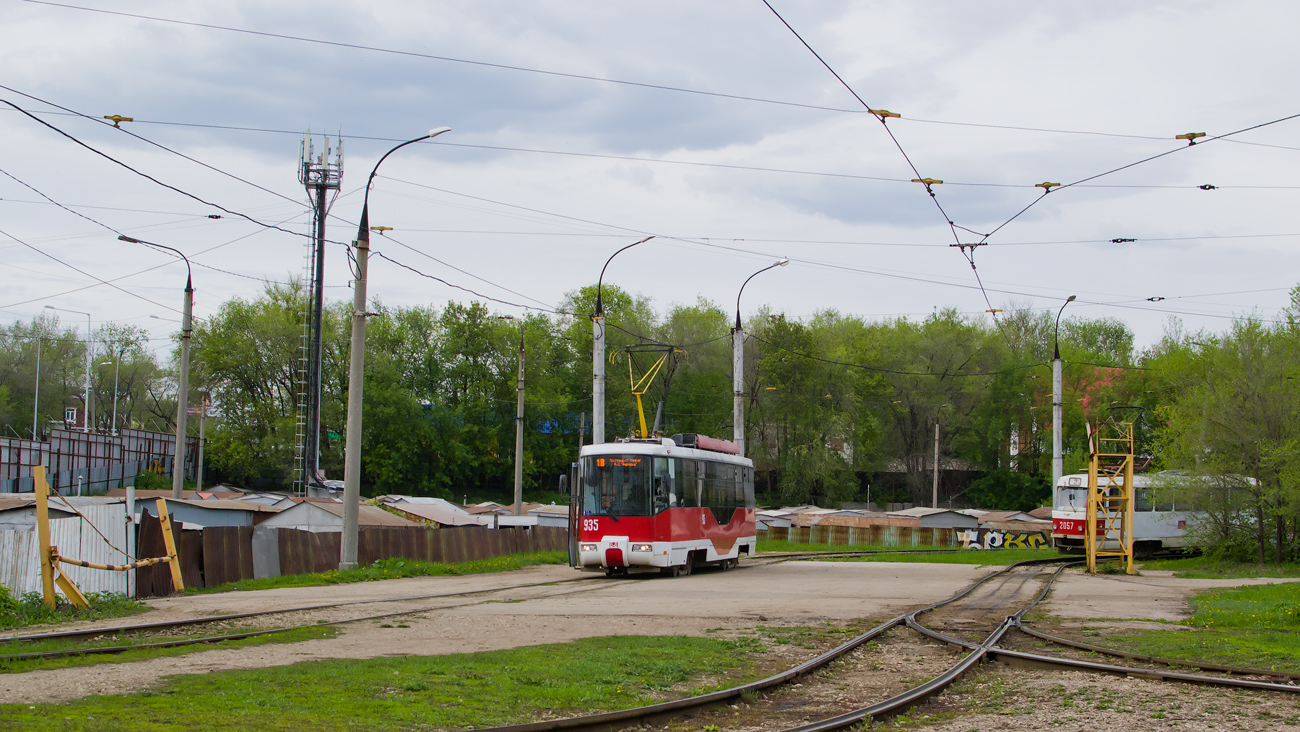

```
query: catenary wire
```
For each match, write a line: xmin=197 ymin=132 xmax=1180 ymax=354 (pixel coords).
xmin=1 ymin=98 xmax=320 ymax=244
xmin=0 ymin=85 xmax=309 ymax=210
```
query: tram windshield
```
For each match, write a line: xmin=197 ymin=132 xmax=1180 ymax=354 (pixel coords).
xmin=582 ymin=455 xmax=651 ymax=518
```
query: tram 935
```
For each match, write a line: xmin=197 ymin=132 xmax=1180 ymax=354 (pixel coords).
xmin=576 ymin=433 xmax=756 ymax=576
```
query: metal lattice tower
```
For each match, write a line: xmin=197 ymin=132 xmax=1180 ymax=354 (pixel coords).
xmin=1086 ymin=420 xmax=1136 ymax=575
xmin=295 ymin=131 xmax=343 ymax=497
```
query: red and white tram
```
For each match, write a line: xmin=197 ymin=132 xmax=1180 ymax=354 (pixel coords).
xmin=575 ymin=433 xmax=756 ymax=576
xmin=1051 ymin=472 xmax=1199 ymax=555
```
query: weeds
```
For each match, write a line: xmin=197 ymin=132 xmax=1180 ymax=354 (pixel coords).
xmin=0 ymin=586 xmax=147 ymax=632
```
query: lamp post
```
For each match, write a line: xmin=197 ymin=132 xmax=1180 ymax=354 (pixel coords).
xmin=1052 ymin=295 xmax=1077 ymax=488
xmin=592 ymin=235 xmax=653 ymax=446
xmin=100 ymin=358 xmax=120 ymax=435
xmin=340 ymin=127 xmax=451 ymax=571
xmin=498 ymin=315 xmax=526 ymax=516
xmin=43 ymin=305 xmax=91 ymax=433
xmin=118 ymin=235 xmax=193 ymax=499
xmin=733 ymin=259 xmax=788 ymax=456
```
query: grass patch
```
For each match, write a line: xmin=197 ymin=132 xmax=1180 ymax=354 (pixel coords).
xmin=1140 ymin=556 xmax=1300 ymax=579
xmin=0 ymin=626 xmax=338 ymax=674
xmin=1097 ymin=582 xmax=1300 ymax=674
xmin=0 ymin=587 xmax=148 ymax=632
xmin=1182 ymin=581 xmax=1300 ymax=629
xmin=189 ymin=551 xmax=568 ymax=594
xmin=753 ymin=621 xmax=867 ymax=649
xmin=0 ymin=635 xmax=765 ymax=731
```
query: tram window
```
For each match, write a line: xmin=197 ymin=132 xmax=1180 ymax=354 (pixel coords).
xmin=652 ymin=458 xmax=676 ymax=514
xmin=1135 ymin=489 xmax=1153 ymax=512
xmin=1154 ymin=491 xmax=1174 ymax=512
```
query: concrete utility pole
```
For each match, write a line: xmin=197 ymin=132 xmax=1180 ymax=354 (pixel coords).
xmin=1052 ymin=295 xmax=1076 ymax=488
xmin=592 ymin=312 xmax=605 ymax=445
xmin=593 ymin=236 xmax=653 ymax=445
xmin=500 ymin=315 xmax=525 ymax=516
xmin=932 ymin=419 xmax=940 ymax=509
xmin=733 ymin=259 xmax=788 ymax=456
xmin=340 ymin=128 xmax=450 ymax=571
xmin=196 ymin=394 xmax=209 ymax=491
xmin=513 ymin=330 xmax=525 ymax=516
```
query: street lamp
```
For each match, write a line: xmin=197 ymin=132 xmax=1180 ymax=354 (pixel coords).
xmin=732 ymin=259 xmax=788 ymax=456
xmin=1052 ymin=295 xmax=1076 ymax=488
xmin=340 ymin=127 xmax=451 ymax=571
xmin=100 ymin=359 xmax=120 ymax=436
xmin=44 ymin=305 xmax=91 ymax=433
xmin=118 ymin=235 xmax=194 ymax=499
xmin=498 ymin=315 xmax=525 ymax=516
xmin=591 ymin=235 xmax=654 ymax=446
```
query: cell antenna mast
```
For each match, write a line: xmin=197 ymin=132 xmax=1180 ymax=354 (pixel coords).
xmin=295 ymin=130 xmax=343 ymax=497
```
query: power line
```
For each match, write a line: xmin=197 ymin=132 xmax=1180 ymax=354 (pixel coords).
xmin=1 ymin=98 xmax=317 ymax=243
xmin=749 ymin=333 xmax=1045 ymax=378
xmin=25 ymin=0 xmax=865 ymax=115
xmin=0 ymin=226 xmax=181 ymax=314
xmin=0 ymin=84 xmax=308 ymax=210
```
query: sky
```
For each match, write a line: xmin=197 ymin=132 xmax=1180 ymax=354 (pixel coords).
xmin=3 ymin=0 xmax=1298 ymax=356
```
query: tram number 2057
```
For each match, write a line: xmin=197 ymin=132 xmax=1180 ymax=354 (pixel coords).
xmin=582 ymin=519 xmax=600 ymax=532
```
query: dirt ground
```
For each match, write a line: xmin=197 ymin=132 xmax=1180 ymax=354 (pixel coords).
xmin=4 ymin=559 xmax=1300 ymax=720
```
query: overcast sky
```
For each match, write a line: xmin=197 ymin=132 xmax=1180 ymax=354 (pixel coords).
xmin=3 ymin=0 xmax=1298 ymax=355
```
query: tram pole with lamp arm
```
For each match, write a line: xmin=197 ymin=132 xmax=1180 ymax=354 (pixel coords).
xmin=1052 ymin=295 xmax=1076 ymax=488
xmin=733 ymin=259 xmax=788 ymax=456
xmin=118 ymin=235 xmax=193 ymax=499
xmin=339 ymin=127 xmax=451 ymax=570
xmin=592 ymin=236 xmax=653 ymax=446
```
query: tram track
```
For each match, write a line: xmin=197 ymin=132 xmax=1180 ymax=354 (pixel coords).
xmin=0 ymin=575 xmax=613 ymax=662
xmin=8 ymin=550 xmax=1300 ymax=730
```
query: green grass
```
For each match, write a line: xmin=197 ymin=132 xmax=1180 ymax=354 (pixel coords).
xmin=0 ymin=626 xmax=339 ymax=674
xmin=0 ymin=634 xmax=765 ymax=731
xmin=0 ymin=587 xmax=149 ymax=632
xmin=189 ymin=551 xmax=568 ymax=594
xmin=1140 ymin=555 xmax=1300 ymax=579
xmin=1098 ymin=582 xmax=1300 ymax=674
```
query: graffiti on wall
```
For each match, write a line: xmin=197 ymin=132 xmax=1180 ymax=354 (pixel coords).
xmin=957 ymin=528 xmax=1049 ymax=550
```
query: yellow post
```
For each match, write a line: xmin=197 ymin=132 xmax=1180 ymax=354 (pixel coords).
xmin=33 ymin=466 xmax=56 ymax=610
xmin=1085 ymin=444 xmax=1098 ymax=574
xmin=155 ymin=498 xmax=185 ymax=593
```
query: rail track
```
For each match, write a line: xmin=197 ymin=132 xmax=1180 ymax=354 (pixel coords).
xmin=0 ymin=547 xmax=955 ymax=659
xmin=5 ymin=550 xmax=1297 ymax=731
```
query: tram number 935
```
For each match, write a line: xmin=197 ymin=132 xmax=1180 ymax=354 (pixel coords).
xmin=582 ymin=519 xmax=600 ymax=532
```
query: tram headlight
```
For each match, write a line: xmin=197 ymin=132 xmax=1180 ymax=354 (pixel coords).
xmin=581 ymin=543 xmax=598 ymax=552
xmin=631 ymin=543 xmax=652 ymax=552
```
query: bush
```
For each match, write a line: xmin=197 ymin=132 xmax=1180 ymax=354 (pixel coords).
xmin=0 ymin=584 xmax=148 ymax=631
xmin=966 ymin=470 xmax=1050 ymax=512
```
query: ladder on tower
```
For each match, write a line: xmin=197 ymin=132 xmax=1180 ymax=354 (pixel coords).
xmin=291 ymin=237 xmax=314 ymax=498
xmin=1085 ymin=420 xmax=1136 ymax=575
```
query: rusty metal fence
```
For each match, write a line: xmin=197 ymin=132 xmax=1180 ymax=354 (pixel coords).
xmin=759 ymin=525 xmax=958 ymax=547
xmin=0 ymin=428 xmax=199 ymax=494
xmin=132 ymin=519 xmax=568 ymax=598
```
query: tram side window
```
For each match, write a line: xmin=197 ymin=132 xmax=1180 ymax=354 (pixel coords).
xmin=1153 ymin=490 xmax=1174 ymax=512
xmin=1135 ymin=489 xmax=1153 ymax=512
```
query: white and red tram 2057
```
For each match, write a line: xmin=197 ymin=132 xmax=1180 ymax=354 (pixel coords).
xmin=576 ymin=433 xmax=756 ymax=576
